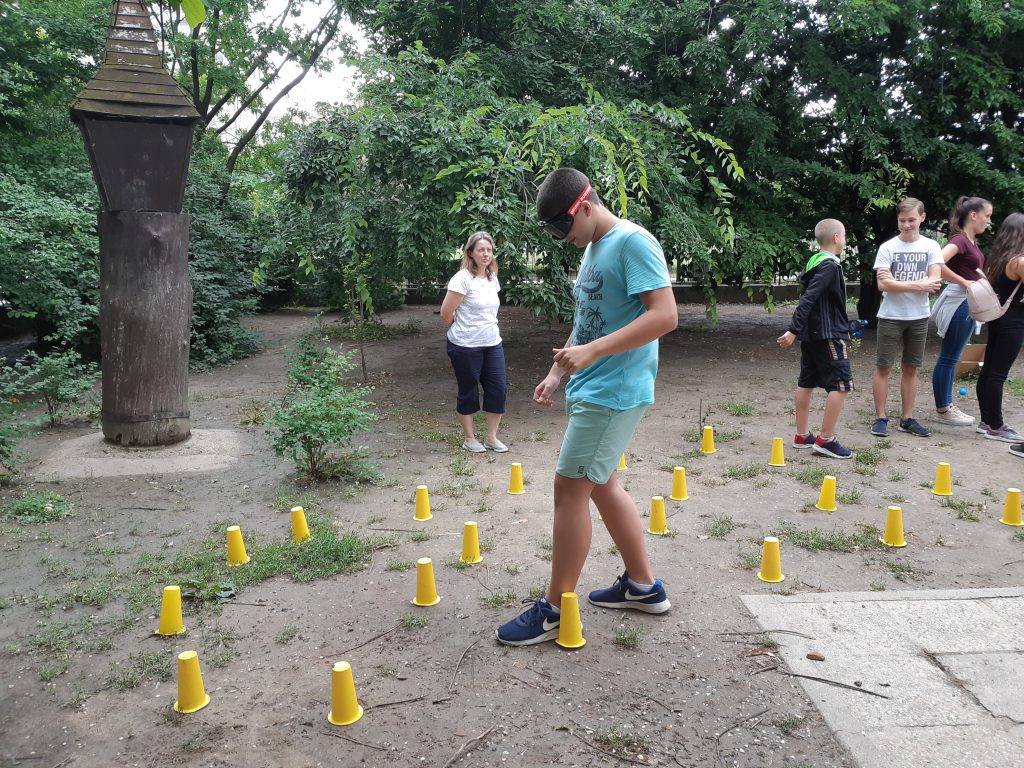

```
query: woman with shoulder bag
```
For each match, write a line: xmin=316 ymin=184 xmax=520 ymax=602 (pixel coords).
xmin=930 ymin=196 xmax=992 ymax=426
xmin=975 ymin=213 xmax=1024 ymax=445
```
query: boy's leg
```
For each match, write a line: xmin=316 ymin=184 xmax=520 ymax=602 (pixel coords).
xmin=899 ymin=365 xmax=918 ymax=419
xmin=795 ymin=387 xmax=813 ymax=435
xmin=820 ymin=391 xmax=848 ymax=437
xmin=590 ymin=473 xmax=654 ymax=585
xmin=546 ymin=473 xmax=597 ymax=605
xmin=872 ymin=367 xmax=890 ymax=418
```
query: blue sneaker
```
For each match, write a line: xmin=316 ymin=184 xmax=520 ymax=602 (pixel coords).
xmin=811 ymin=436 xmax=853 ymax=459
xmin=587 ymin=571 xmax=671 ymax=614
xmin=871 ymin=417 xmax=889 ymax=437
xmin=898 ymin=418 xmax=930 ymax=437
xmin=495 ymin=598 xmax=561 ymax=646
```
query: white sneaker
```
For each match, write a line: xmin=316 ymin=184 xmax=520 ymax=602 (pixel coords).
xmin=934 ymin=406 xmax=974 ymax=426
xmin=484 ymin=438 xmax=508 ymax=452
xmin=462 ymin=439 xmax=486 ymax=453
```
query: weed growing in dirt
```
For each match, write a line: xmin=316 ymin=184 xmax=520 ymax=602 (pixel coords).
xmin=481 ymin=590 xmax=518 ymax=609
xmin=837 ymin=489 xmax=862 ymax=504
xmin=856 ymin=447 xmax=883 ymax=467
xmin=884 ymin=560 xmax=924 ymax=582
xmin=321 ymin=318 xmax=420 ymax=342
xmin=106 ymin=651 xmax=173 ymax=690
xmin=274 ymin=489 xmax=321 ymax=513
xmin=386 ymin=560 xmax=413 ymax=571
xmin=238 ymin=400 xmax=266 ymax=426
xmin=275 ymin=626 xmax=300 ymax=644
xmin=538 ymin=536 xmax=553 ymax=561
xmin=38 ymin=660 xmax=70 ymax=681
xmin=704 ymin=515 xmax=735 ymax=538
xmin=981 ymin=486 xmax=997 ymax=500
xmin=400 ymin=613 xmax=427 ymax=629
xmin=777 ymin=523 xmax=885 ymax=553
xmin=940 ymin=497 xmax=980 ymax=522
xmin=590 ymin=728 xmax=651 ymax=761
xmin=2 ymin=492 xmax=69 ymax=523
xmin=723 ymin=462 xmax=765 ymax=480
xmin=792 ymin=466 xmax=830 ymax=487
xmin=528 ymin=583 xmax=546 ymax=599
xmin=410 ymin=530 xmax=431 ymax=542
xmin=504 ymin=563 xmax=522 ymax=575
xmin=684 ymin=428 xmax=742 ymax=443
xmin=888 ymin=469 xmax=907 ymax=481
xmin=720 ymin=402 xmax=754 ymax=416
xmin=869 ymin=580 xmax=887 ymax=591
xmin=735 ymin=550 xmax=760 ymax=570
xmin=774 ymin=714 xmax=802 ymax=735
xmin=443 ymin=557 xmax=470 ymax=571
xmin=613 ymin=623 xmax=643 ymax=649
xmin=448 ymin=455 xmax=475 ymax=477
xmin=758 ymin=633 xmax=779 ymax=650
xmin=1014 ymin=531 xmax=1024 ymax=542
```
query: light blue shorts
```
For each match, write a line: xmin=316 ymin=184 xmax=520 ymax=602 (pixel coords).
xmin=555 ymin=400 xmax=648 ymax=484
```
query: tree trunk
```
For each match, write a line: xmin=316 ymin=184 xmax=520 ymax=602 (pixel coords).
xmin=99 ymin=211 xmax=192 ymax=446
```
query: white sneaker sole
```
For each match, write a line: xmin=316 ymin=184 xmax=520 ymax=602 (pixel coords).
xmin=587 ymin=597 xmax=671 ymax=614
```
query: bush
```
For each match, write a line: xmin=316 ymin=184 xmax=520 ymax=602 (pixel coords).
xmin=0 ymin=350 xmax=98 ymax=426
xmin=270 ymin=340 xmax=377 ymax=480
xmin=2 ymin=492 xmax=70 ymax=523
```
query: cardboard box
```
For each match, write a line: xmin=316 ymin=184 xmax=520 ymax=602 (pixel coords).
xmin=955 ymin=343 xmax=985 ymax=379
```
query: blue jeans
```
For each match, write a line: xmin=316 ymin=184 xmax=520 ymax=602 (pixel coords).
xmin=446 ymin=341 xmax=507 ymax=415
xmin=932 ymin=300 xmax=975 ymax=409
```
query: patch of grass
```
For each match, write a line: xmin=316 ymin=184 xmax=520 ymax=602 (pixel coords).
xmin=613 ymin=623 xmax=643 ymax=649
xmin=2 ymin=492 xmax=70 ymax=523
xmin=538 ymin=536 xmax=553 ymax=561
xmin=940 ymin=497 xmax=980 ymax=522
xmin=273 ymin=490 xmax=320 ymax=514
xmin=106 ymin=651 xmax=173 ymax=690
xmin=448 ymin=455 xmax=476 ymax=477
xmin=735 ymin=550 xmax=760 ymax=570
xmin=38 ymin=660 xmax=70 ymax=681
xmin=608 ymin=544 xmax=619 ymax=555
xmin=1006 ymin=377 xmax=1024 ymax=397
xmin=837 ymin=489 xmax=862 ymax=505
xmin=783 ymin=762 xmax=815 ymax=768
xmin=774 ymin=714 xmax=802 ymax=736
xmin=885 ymin=560 xmax=924 ymax=582
xmin=418 ymin=429 xmax=462 ymax=447
xmin=683 ymin=428 xmax=743 ymax=443
xmin=443 ymin=557 xmax=470 ymax=571
xmin=704 ymin=515 xmax=736 ymax=538
xmin=883 ymin=493 xmax=907 ymax=504
xmin=238 ymin=400 xmax=266 ymax=426
xmin=888 ymin=469 xmax=907 ymax=482
xmin=1014 ymin=531 xmax=1024 ymax=542
xmin=528 ymin=430 xmax=547 ymax=442
xmin=399 ymin=612 xmax=427 ymax=629
xmin=42 ymin=557 xmax=75 ymax=579
xmin=320 ymin=318 xmax=420 ymax=342
xmin=481 ymin=590 xmax=519 ymax=609
xmin=723 ymin=462 xmax=766 ymax=480
xmin=274 ymin=626 xmax=300 ymax=644
xmin=869 ymin=580 xmax=887 ymax=591
xmin=792 ymin=466 xmax=830 ymax=487
xmin=591 ymin=728 xmax=651 ymax=761
xmin=410 ymin=529 xmax=431 ymax=542
xmin=69 ymin=578 xmax=117 ymax=607
xmin=504 ymin=563 xmax=522 ymax=576
xmin=757 ymin=633 xmax=780 ymax=650
xmin=777 ymin=523 xmax=885 ymax=553
xmin=720 ymin=402 xmax=754 ymax=416
xmin=981 ymin=486 xmax=997 ymax=500
xmin=473 ymin=499 xmax=493 ymax=514
xmin=855 ymin=447 xmax=883 ymax=467
xmin=386 ymin=560 xmax=414 ymax=571
xmin=527 ymin=583 xmax=546 ymax=599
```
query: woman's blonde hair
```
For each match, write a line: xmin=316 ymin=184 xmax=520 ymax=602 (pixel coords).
xmin=461 ymin=231 xmax=497 ymax=279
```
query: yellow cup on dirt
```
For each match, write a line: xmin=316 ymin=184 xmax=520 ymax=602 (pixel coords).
xmin=1001 ymin=488 xmax=1023 ymax=526
xmin=815 ymin=476 xmax=837 ymax=512
xmin=327 ymin=661 xmax=364 ymax=726
xmin=290 ymin=506 xmax=311 ymax=543
xmin=173 ymin=651 xmax=210 ymax=714
xmin=647 ymin=496 xmax=668 ymax=535
xmin=700 ymin=425 xmax=717 ymax=454
xmin=412 ymin=557 xmax=441 ymax=606
xmin=508 ymin=463 xmax=525 ymax=495
xmin=932 ymin=462 xmax=953 ymax=497
xmin=155 ymin=585 xmax=186 ymax=636
xmin=880 ymin=505 xmax=907 ymax=547
xmin=757 ymin=537 xmax=784 ymax=583
xmin=460 ymin=521 xmax=483 ymax=564
xmin=226 ymin=525 xmax=249 ymax=566
xmin=670 ymin=466 xmax=689 ymax=501
xmin=414 ymin=485 xmax=432 ymax=521
xmin=768 ymin=437 xmax=786 ymax=467
xmin=555 ymin=592 xmax=586 ymax=649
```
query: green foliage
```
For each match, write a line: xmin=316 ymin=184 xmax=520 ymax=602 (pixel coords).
xmin=0 ymin=350 xmax=98 ymax=425
xmin=269 ymin=339 xmax=378 ymax=480
xmin=2 ymin=492 xmax=70 ymax=523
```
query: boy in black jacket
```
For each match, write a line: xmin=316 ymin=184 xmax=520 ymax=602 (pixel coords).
xmin=777 ymin=219 xmax=859 ymax=459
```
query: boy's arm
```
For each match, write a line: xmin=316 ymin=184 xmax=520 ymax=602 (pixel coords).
xmin=534 ymin=333 xmax=573 ymax=406
xmin=551 ymin=287 xmax=677 ymax=375
xmin=876 ymin=268 xmax=942 ymax=294
xmin=786 ymin=262 xmax=834 ymax=338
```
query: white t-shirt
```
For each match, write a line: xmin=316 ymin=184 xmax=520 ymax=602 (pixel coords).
xmin=873 ymin=235 xmax=944 ymax=320
xmin=446 ymin=269 xmax=502 ymax=347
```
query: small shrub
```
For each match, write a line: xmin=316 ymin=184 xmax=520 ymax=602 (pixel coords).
xmin=399 ymin=612 xmax=427 ymax=629
xmin=238 ymin=400 xmax=266 ymax=426
xmin=704 ymin=515 xmax=735 ymax=538
xmin=481 ymin=590 xmax=518 ymax=609
xmin=2 ymin=492 xmax=69 ymax=523
xmin=0 ymin=350 xmax=98 ymax=426
xmin=720 ymin=402 xmax=754 ymax=416
xmin=613 ymin=623 xmax=643 ymax=649
xmin=792 ymin=466 xmax=830 ymax=487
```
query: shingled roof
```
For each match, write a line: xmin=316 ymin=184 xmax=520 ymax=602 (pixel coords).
xmin=71 ymin=0 xmax=200 ymax=122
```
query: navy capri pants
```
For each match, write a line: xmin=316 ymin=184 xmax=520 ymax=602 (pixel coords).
xmin=446 ymin=340 xmax=507 ymax=415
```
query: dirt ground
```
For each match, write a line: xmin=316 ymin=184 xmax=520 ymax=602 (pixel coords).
xmin=2 ymin=302 xmax=1023 ymax=768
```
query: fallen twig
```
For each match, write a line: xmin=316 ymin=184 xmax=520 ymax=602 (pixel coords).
xmin=440 ymin=725 xmax=497 ymax=768
xmin=449 ymin=639 xmax=479 ymax=692
xmin=222 ymin=601 xmax=271 ymax=607
xmin=715 ymin=708 xmax=770 ymax=742
xmin=775 ymin=669 xmax=890 ymax=698
xmin=49 ymin=758 xmax=74 ymax=768
xmin=322 ymin=730 xmax=387 ymax=751
xmin=364 ymin=695 xmax=425 ymax=712
xmin=335 ymin=623 xmax=400 ymax=655
xmin=717 ymin=629 xmax=815 ymax=640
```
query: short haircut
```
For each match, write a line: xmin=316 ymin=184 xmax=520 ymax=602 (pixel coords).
xmin=536 ymin=168 xmax=600 ymax=221
xmin=814 ymin=218 xmax=845 ymax=248
xmin=897 ymin=197 xmax=925 ymax=215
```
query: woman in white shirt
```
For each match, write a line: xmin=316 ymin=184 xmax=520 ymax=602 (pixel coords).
xmin=440 ymin=231 xmax=508 ymax=452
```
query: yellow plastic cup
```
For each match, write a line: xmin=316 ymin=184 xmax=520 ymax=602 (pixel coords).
xmin=647 ymin=496 xmax=668 ymax=535
xmin=508 ymin=463 xmax=525 ymax=495
xmin=226 ymin=525 xmax=250 ymax=566
xmin=173 ymin=651 xmax=210 ymax=713
xmin=768 ymin=437 xmax=786 ymax=467
xmin=412 ymin=557 xmax=441 ymax=606
xmin=815 ymin=476 xmax=837 ymax=512
xmin=757 ymin=537 xmax=785 ymax=583
xmin=555 ymin=592 xmax=586 ymax=649
xmin=700 ymin=425 xmax=717 ymax=454
xmin=327 ymin=661 xmax=364 ymax=726
xmin=291 ymin=506 xmax=311 ymax=543
xmin=1001 ymin=488 xmax=1023 ymax=526
xmin=155 ymin=585 xmax=186 ymax=636
xmin=460 ymin=521 xmax=483 ymax=564
xmin=414 ymin=485 xmax=433 ymax=521
xmin=670 ymin=466 xmax=689 ymax=501
xmin=880 ymin=505 xmax=907 ymax=547
xmin=932 ymin=462 xmax=953 ymax=496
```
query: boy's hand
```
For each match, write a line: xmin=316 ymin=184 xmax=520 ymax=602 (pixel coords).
xmin=533 ymin=373 xmax=562 ymax=406
xmin=552 ymin=343 xmax=599 ymax=375
xmin=777 ymin=331 xmax=796 ymax=348
xmin=920 ymin=276 xmax=942 ymax=294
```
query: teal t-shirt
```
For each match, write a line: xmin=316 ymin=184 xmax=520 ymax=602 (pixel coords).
xmin=564 ymin=220 xmax=671 ymax=409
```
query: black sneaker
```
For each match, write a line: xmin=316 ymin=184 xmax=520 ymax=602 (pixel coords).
xmin=811 ymin=436 xmax=853 ymax=459
xmin=898 ymin=418 xmax=930 ymax=437
xmin=871 ymin=417 xmax=889 ymax=437
xmin=1009 ymin=444 xmax=1024 ymax=458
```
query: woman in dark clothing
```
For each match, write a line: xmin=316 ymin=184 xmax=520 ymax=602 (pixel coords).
xmin=975 ymin=213 xmax=1024 ymax=448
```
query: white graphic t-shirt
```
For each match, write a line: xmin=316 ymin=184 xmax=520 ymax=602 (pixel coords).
xmin=873 ymin=235 xmax=943 ymax=320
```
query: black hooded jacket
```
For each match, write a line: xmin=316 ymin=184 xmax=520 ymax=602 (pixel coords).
xmin=787 ymin=257 xmax=854 ymax=341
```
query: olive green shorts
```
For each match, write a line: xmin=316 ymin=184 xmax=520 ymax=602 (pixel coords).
xmin=555 ymin=400 xmax=648 ymax=484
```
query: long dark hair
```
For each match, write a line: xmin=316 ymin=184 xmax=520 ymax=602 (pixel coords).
xmin=948 ymin=196 xmax=991 ymax=236
xmin=984 ymin=213 xmax=1024 ymax=283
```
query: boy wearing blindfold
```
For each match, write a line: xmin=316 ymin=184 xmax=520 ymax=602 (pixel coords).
xmin=496 ymin=168 xmax=678 ymax=646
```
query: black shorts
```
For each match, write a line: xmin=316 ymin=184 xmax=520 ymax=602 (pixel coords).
xmin=798 ymin=339 xmax=854 ymax=393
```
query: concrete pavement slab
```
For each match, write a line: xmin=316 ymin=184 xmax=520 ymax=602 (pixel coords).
xmin=742 ymin=588 xmax=1024 ymax=768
